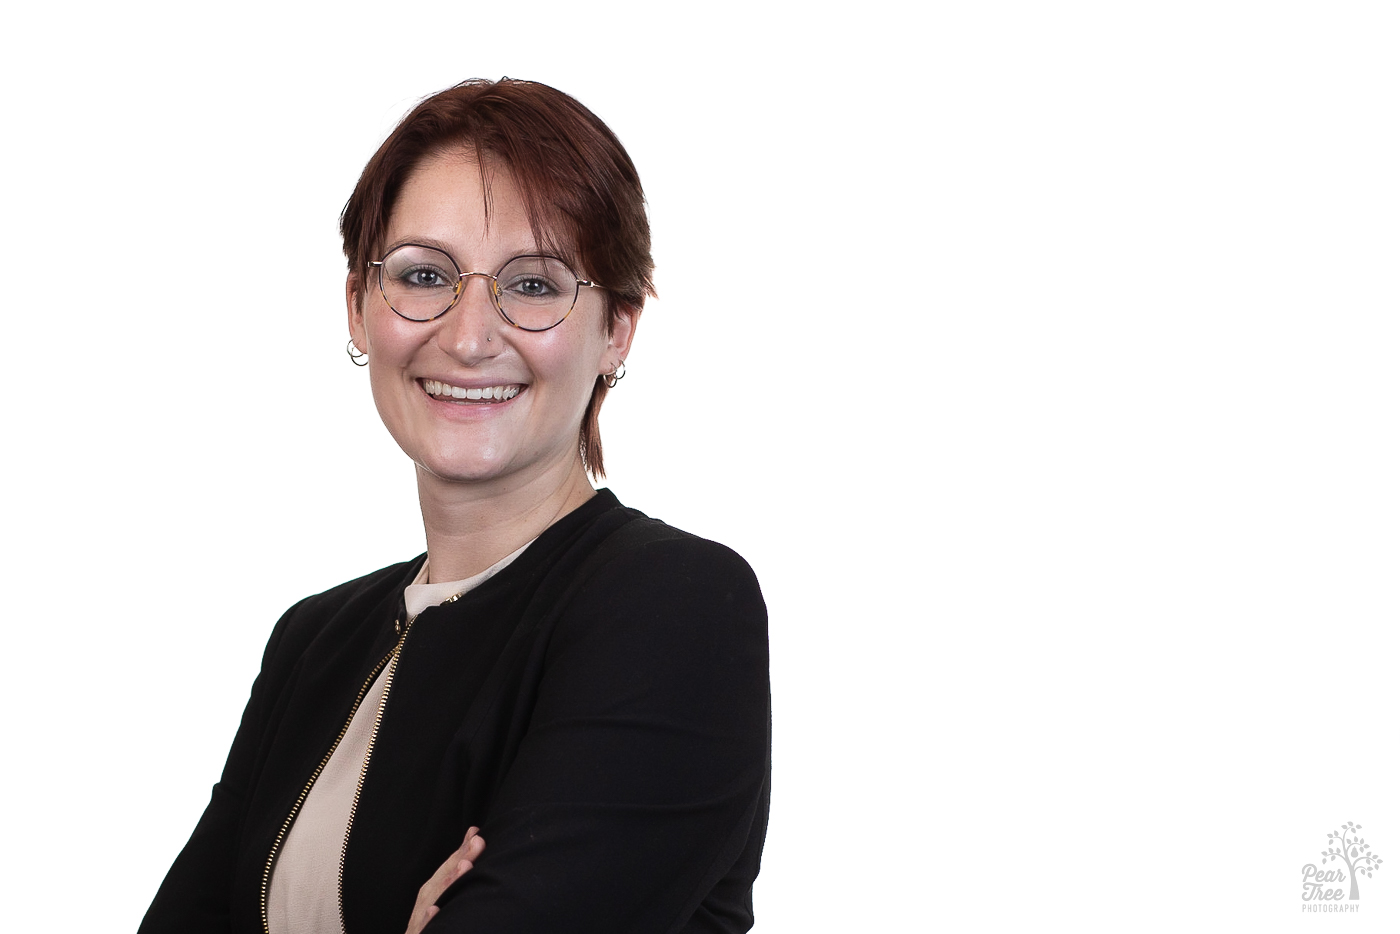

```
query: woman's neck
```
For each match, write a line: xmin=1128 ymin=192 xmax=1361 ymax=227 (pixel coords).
xmin=415 ymin=461 xmax=597 ymax=583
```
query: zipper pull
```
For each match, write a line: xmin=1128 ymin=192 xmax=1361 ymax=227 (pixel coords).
xmin=394 ymin=618 xmax=402 ymax=635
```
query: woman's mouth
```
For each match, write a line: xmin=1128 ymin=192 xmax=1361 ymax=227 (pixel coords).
xmin=421 ymin=379 xmax=523 ymax=403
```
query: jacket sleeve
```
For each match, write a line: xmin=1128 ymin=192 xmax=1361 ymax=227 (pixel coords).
xmin=137 ymin=600 xmax=304 ymax=934
xmin=430 ymin=535 xmax=771 ymax=934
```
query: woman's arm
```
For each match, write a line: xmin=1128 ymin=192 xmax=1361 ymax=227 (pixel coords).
xmin=426 ymin=535 xmax=771 ymax=933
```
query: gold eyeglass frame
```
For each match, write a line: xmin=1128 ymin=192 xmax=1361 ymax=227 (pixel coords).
xmin=370 ymin=243 xmax=604 ymax=332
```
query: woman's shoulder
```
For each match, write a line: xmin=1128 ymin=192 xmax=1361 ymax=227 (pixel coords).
xmin=555 ymin=503 xmax=767 ymax=649
xmin=262 ymin=556 xmax=423 ymax=663
xmin=518 ymin=489 xmax=762 ymax=602
xmin=597 ymin=516 xmax=759 ymax=586
xmin=575 ymin=494 xmax=761 ymax=594
xmin=298 ymin=555 xmax=424 ymax=613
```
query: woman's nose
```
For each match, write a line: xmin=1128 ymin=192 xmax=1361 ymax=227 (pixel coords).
xmin=438 ymin=273 xmax=503 ymax=359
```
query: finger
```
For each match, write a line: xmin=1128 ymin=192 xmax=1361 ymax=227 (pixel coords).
xmin=414 ymin=833 xmax=485 ymax=918
xmin=433 ymin=848 xmax=479 ymax=896
xmin=434 ymin=831 xmax=480 ymax=882
xmin=406 ymin=903 xmax=439 ymax=934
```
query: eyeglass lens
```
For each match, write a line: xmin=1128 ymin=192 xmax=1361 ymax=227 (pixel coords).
xmin=378 ymin=244 xmax=580 ymax=330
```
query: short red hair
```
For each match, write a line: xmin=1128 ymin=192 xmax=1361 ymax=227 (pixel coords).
xmin=340 ymin=78 xmax=655 ymax=477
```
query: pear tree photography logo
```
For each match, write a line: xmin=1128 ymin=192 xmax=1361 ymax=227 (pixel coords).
xmin=1300 ymin=822 xmax=1384 ymax=914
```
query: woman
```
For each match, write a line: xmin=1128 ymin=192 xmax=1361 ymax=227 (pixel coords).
xmin=139 ymin=79 xmax=770 ymax=934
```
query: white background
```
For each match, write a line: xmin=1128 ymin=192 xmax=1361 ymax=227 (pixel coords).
xmin=2 ymin=2 xmax=1397 ymax=931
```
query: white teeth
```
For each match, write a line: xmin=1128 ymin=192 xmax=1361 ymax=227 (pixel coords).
xmin=422 ymin=380 xmax=522 ymax=403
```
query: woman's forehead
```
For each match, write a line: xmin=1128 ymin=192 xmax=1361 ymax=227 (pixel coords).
xmin=390 ymin=148 xmax=580 ymax=265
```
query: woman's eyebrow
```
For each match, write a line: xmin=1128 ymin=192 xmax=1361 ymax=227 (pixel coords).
xmin=382 ymin=236 xmax=457 ymax=255
xmin=382 ymin=236 xmax=557 ymax=263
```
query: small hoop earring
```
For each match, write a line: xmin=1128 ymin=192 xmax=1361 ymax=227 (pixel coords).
xmin=347 ymin=339 xmax=368 ymax=366
xmin=604 ymin=359 xmax=626 ymax=388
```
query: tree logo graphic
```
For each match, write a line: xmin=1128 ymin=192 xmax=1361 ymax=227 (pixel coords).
xmin=1305 ymin=822 xmax=1384 ymax=901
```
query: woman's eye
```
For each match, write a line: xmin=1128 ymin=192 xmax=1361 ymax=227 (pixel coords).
xmin=400 ymin=266 xmax=452 ymax=289
xmin=505 ymin=276 xmax=561 ymax=300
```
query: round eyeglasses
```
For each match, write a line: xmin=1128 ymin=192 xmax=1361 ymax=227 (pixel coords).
xmin=370 ymin=244 xmax=604 ymax=332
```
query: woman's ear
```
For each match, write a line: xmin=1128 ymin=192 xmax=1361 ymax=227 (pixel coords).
xmin=601 ymin=304 xmax=640 ymax=373
xmin=347 ymin=272 xmax=368 ymax=355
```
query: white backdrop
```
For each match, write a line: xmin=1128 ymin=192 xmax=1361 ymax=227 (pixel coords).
xmin=2 ymin=2 xmax=1397 ymax=931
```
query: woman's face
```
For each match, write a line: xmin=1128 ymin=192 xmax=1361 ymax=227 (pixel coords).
xmin=348 ymin=150 xmax=634 ymax=489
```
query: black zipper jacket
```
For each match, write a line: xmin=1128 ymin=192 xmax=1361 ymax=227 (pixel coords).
xmin=139 ymin=491 xmax=771 ymax=933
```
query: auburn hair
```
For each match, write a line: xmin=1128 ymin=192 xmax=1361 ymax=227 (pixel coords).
xmin=340 ymin=78 xmax=655 ymax=477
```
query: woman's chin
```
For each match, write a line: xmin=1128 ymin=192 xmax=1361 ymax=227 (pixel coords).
xmin=410 ymin=443 xmax=570 ymax=489
xmin=413 ymin=453 xmax=513 ymax=487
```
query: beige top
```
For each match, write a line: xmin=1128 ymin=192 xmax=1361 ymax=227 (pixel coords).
xmin=267 ymin=543 xmax=532 ymax=934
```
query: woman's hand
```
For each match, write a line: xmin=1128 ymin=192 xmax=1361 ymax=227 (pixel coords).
xmin=405 ymin=827 xmax=486 ymax=934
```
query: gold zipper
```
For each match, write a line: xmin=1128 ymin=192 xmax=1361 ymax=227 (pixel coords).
xmin=335 ymin=593 xmax=463 ymax=931
xmin=335 ymin=611 xmax=418 ymax=933
xmin=259 ymin=636 xmax=399 ymax=934
xmin=262 ymin=589 xmax=463 ymax=934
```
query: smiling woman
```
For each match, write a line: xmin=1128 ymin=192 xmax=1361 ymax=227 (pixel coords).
xmin=351 ymin=150 xmax=633 ymax=498
xmin=138 ymin=79 xmax=770 ymax=934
